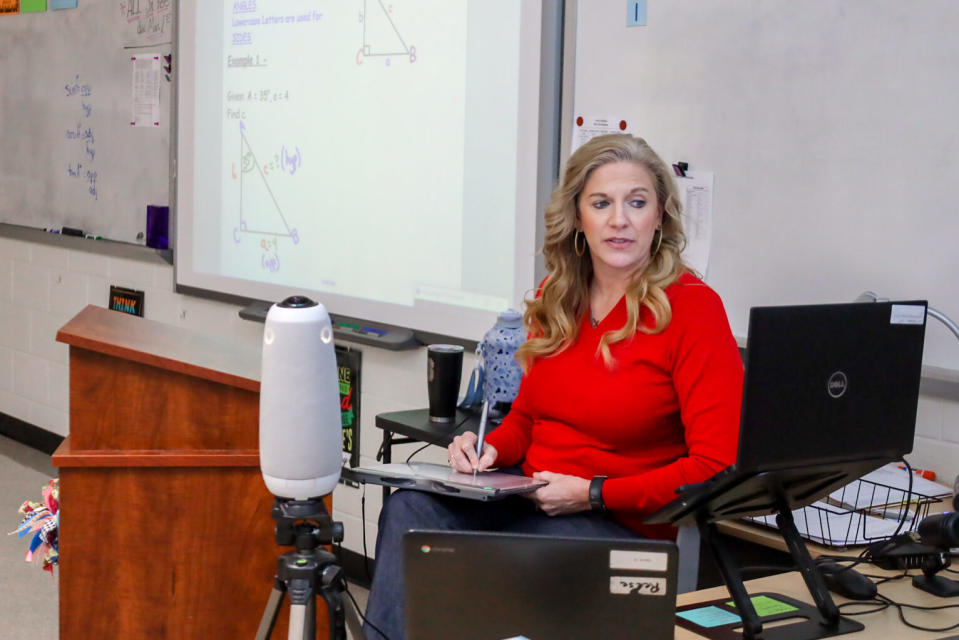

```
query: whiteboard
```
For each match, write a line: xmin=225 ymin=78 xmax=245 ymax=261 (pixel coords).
xmin=572 ymin=0 xmax=959 ymax=370
xmin=0 ymin=1 xmax=173 ymax=244
xmin=174 ymin=0 xmax=561 ymax=342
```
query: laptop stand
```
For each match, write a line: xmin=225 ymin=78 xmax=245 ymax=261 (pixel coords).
xmin=648 ymin=461 xmax=890 ymax=640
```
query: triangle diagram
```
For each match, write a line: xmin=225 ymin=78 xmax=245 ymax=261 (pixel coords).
xmin=238 ymin=126 xmax=293 ymax=238
xmin=363 ymin=0 xmax=410 ymax=57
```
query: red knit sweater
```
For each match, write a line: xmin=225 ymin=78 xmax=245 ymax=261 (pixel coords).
xmin=485 ymin=273 xmax=743 ymax=539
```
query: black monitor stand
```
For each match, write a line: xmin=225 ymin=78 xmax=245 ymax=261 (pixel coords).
xmin=649 ymin=461 xmax=889 ymax=640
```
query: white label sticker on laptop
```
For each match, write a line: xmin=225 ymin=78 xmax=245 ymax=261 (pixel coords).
xmin=890 ymin=305 xmax=925 ymax=325
xmin=609 ymin=549 xmax=668 ymax=572
xmin=610 ymin=576 xmax=668 ymax=596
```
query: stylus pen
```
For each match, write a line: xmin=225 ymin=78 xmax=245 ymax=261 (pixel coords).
xmin=474 ymin=400 xmax=490 ymax=479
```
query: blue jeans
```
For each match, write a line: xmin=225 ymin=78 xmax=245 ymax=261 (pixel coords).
xmin=362 ymin=487 xmax=638 ymax=640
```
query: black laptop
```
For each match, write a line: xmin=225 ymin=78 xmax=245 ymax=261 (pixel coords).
xmin=404 ymin=530 xmax=678 ymax=640
xmin=647 ymin=300 xmax=928 ymax=526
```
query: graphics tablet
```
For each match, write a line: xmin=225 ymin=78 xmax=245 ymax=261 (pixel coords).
xmin=346 ymin=462 xmax=547 ymax=501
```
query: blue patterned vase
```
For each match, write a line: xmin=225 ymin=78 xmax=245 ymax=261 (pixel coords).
xmin=480 ymin=309 xmax=525 ymax=417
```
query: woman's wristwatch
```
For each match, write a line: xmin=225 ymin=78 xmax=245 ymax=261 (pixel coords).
xmin=589 ymin=475 xmax=608 ymax=513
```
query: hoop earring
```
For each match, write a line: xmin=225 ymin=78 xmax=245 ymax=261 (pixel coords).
xmin=652 ymin=228 xmax=663 ymax=255
xmin=574 ymin=230 xmax=587 ymax=257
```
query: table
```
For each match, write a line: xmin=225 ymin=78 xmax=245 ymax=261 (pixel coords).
xmin=676 ymin=566 xmax=959 ymax=639
xmin=373 ymin=407 xmax=487 ymax=500
xmin=374 ymin=407 xmax=486 ymax=462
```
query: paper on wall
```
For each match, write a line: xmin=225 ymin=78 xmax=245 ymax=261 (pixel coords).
xmin=675 ymin=171 xmax=713 ymax=276
xmin=570 ymin=115 xmax=628 ymax=154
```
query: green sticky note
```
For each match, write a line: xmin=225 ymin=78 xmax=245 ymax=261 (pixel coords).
xmin=22 ymin=0 xmax=47 ymax=12
xmin=726 ymin=595 xmax=799 ymax=617
xmin=676 ymin=605 xmax=741 ymax=628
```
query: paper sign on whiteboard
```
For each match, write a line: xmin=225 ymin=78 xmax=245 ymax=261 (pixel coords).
xmin=131 ymin=54 xmax=161 ymax=127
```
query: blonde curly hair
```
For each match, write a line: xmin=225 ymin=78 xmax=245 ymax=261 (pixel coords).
xmin=517 ymin=134 xmax=690 ymax=370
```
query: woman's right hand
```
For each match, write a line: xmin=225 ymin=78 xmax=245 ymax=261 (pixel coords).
xmin=448 ymin=431 xmax=498 ymax=474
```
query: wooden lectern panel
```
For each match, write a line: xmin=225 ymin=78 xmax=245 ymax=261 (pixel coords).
xmin=67 ymin=347 xmax=259 ymax=452
xmin=59 ymin=466 xmax=278 ymax=637
xmin=54 ymin=306 xmax=333 ymax=639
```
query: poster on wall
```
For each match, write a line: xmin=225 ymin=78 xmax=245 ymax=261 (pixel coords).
xmin=335 ymin=345 xmax=361 ymax=469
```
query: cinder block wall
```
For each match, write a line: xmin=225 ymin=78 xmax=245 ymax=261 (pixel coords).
xmin=1 ymin=234 xmax=957 ymax=556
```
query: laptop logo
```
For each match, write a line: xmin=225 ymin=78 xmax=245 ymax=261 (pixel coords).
xmin=827 ymin=371 xmax=848 ymax=398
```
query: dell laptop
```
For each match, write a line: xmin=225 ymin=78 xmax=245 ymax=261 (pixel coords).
xmin=647 ymin=300 xmax=928 ymax=526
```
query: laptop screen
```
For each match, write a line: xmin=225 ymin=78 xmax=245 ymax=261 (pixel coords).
xmin=404 ymin=530 xmax=678 ymax=640
xmin=736 ymin=300 xmax=927 ymax=472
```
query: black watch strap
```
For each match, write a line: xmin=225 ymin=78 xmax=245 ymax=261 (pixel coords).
xmin=589 ymin=476 xmax=608 ymax=513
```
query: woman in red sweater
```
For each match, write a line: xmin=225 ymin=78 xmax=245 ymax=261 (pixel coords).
xmin=364 ymin=134 xmax=743 ymax=640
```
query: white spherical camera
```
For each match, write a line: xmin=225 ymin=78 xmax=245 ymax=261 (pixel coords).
xmin=259 ymin=296 xmax=341 ymax=499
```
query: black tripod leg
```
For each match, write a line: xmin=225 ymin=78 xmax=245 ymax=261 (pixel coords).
xmin=318 ymin=565 xmax=348 ymax=640
xmin=256 ymin=577 xmax=287 ymax=640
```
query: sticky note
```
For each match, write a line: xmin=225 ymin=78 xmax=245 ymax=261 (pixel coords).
xmin=22 ymin=0 xmax=47 ymax=12
xmin=50 ymin=0 xmax=76 ymax=8
xmin=726 ymin=595 xmax=799 ymax=617
xmin=676 ymin=605 xmax=741 ymax=628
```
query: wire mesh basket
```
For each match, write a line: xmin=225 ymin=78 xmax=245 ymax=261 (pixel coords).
xmin=746 ymin=474 xmax=943 ymax=549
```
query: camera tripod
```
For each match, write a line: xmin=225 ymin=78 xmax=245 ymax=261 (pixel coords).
xmin=255 ymin=498 xmax=364 ymax=640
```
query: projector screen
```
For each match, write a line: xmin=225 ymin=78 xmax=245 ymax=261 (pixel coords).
xmin=175 ymin=0 xmax=561 ymax=342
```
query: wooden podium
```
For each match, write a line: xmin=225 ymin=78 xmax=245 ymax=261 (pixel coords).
xmin=52 ymin=305 xmax=331 ymax=639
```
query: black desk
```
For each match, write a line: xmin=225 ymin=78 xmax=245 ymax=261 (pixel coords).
xmin=373 ymin=408 xmax=495 ymax=501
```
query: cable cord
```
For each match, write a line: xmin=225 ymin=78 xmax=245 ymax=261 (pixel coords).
xmin=872 ymin=593 xmax=959 ymax=633
xmin=404 ymin=441 xmax=432 ymax=463
xmin=855 ymin=457 xmax=918 ymax=569
xmin=341 ymin=580 xmax=391 ymax=640
xmin=839 ymin=594 xmax=959 ymax=633
xmin=360 ymin=483 xmax=373 ymax=584
xmin=336 ymin=528 xmax=389 ymax=640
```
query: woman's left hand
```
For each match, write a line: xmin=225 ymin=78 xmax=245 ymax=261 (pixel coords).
xmin=527 ymin=471 xmax=592 ymax=516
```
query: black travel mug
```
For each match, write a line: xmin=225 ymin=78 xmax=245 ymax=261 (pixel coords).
xmin=427 ymin=344 xmax=464 ymax=423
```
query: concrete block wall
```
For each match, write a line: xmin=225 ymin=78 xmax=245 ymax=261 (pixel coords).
xmin=0 ymin=234 xmax=476 ymax=557
xmin=2 ymin=234 xmax=957 ymax=558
